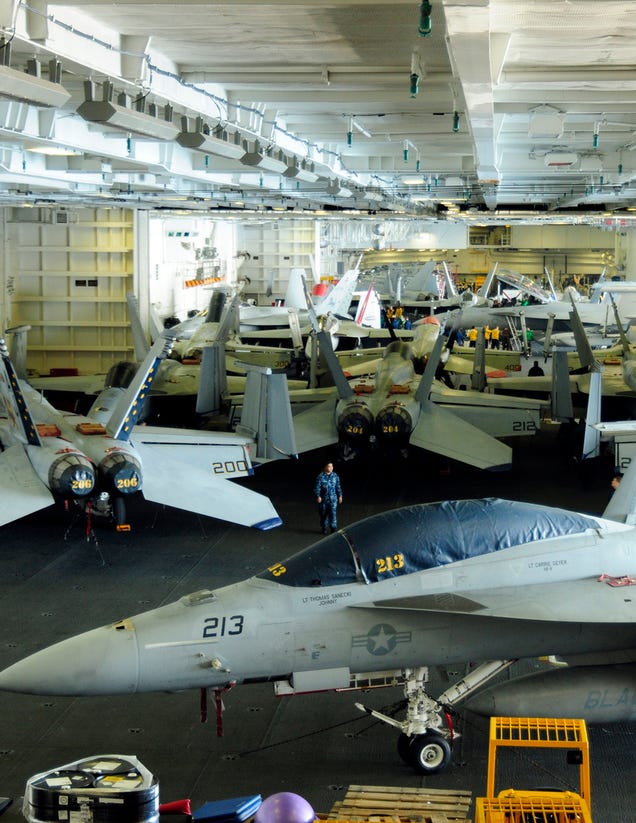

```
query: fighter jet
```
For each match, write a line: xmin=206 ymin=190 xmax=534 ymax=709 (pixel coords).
xmin=289 ymin=309 xmax=547 ymax=470
xmin=0 ymin=329 xmax=295 ymax=530
xmin=1 ymin=456 xmax=635 ymax=775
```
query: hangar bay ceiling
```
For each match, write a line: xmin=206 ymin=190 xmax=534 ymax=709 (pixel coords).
xmin=2 ymin=1 xmax=636 ymax=221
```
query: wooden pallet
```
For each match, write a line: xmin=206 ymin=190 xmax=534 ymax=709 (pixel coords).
xmin=323 ymin=784 xmax=472 ymax=823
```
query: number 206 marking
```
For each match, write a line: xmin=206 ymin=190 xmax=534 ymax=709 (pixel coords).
xmin=203 ymin=615 xmax=244 ymax=638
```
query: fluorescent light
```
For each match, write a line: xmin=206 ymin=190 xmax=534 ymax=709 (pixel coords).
xmin=0 ymin=62 xmax=70 ymax=108
xmin=283 ymin=160 xmax=319 ymax=182
xmin=402 ymin=176 xmax=425 ymax=185
xmin=241 ymin=142 xmax=288 ymax=173
xmin=27 ymin=146 xmax=82 ymax=156
xmin=176 ymin=119 xmax=245 ymax=159
xmin=77 ymin=81 xmax=179 ymax=140
xmin=327 ymin=181 xmax=353 ymax=197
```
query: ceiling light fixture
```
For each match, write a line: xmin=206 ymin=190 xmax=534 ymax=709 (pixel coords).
xmin=176 ymin=116 xmax=244 ymax=159
xmin=77 ymin=81 xmax=179 ymax=140
xmin=283 ymin=159 xmax=319 ymax=183
xmin=327 ymin=180 xmax=353 ymax=197
xmin=0 ymin=48 xmax=70 ymax=108
xmin=241 ymin=141 xmax=288 ymax=173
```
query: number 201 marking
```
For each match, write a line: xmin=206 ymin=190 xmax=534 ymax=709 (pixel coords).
xmin=376 ymin=553 xmax=405 ymax=574
xmin=202 ymin=615 xmax=244 ymax=638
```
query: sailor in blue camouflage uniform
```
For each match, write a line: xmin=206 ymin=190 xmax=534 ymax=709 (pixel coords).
xmin=314 ymin=461 xmax=343 ymax=534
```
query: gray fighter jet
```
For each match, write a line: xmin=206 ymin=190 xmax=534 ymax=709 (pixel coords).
xmin=1 ymin=458 xmax=635 ymax=774
xmin=0 ymin=328 xmax=295 ymax=530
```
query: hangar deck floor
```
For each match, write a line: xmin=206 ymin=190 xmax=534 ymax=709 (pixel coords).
xmin=0 ymin=430 xmax=633 ymax=823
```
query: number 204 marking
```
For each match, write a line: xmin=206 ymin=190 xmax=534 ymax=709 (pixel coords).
xmin=203 ymin=615 xmax=244 ymax=638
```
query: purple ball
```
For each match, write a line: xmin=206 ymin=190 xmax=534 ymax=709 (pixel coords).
xmin=254 ymin=793 xmax=315 ymax=823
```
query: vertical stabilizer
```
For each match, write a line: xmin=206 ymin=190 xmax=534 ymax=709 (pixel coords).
xmin=235 ymin=365 xmax=298 ymax=463
xmin=355 ymin=283 xmax=381 ymax=328
xmin=569 ymin=298 xmax=598 ymax=371
xmin=106 ymin=334 xmax=175 ymax=441
xmin=471 ymin=328 xmax=487 ymax=392
xmin=6 ymin=325 xmax=31 ymax=380
xmin=285 ymin=268 xmax=307 ymax=308
xmin=126 ymin=293 xmax=151 ymax=360
xmin=0 ymin=337 xmax=41 ymax=446
xmin=415 ymin=330 xmax=445 ymax=406
xmin=603 ymin=444 xmax=636 ymax=523
xmin=196 ymin=343 xmax=227 ymax=415
xmin=317 ymin=269 xmax=358 ymax=317
xmin=551 ymin=349 xmax=574 ymax=421
xmin=442 ymin=262 xmax=459 ymax=298
xmin=582 ymin=369 xmax=602 ymax=459
xmin=476 ymin=262 xmax=498 ymax=300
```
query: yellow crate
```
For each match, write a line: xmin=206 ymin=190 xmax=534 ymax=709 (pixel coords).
xmin=475 ymin=789 xmax=593 ymax=823
xmin=486 ymin=717 xmax=590 ymax=805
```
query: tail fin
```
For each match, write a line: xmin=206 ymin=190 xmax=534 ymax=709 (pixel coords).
xmin=285 ymin=268 xmax=309 ymax=308
xmin=609 ymin=294 xmax=631 ymax=353
xmin=551 ymin=349 xmax=574 ymax=421
xmin=442 ymin=261 xmax=459 ymax=298
xmin=104 ymin=333 xmax=176 ymax=441
xmin=0 ymin=336 xmax=41 ymax=446
xmin=470 ymin=327 xmax=487 ymax=391
xmin=5 ymin=325 xmax=31 ymax=380
xmin=235 ymin=364 xmax=298 ymax=463
xmin=582 ymin=369 xmax=602 ymax=459
xmin=603 ymin=453 xmax=636 ymax=523
xmin=354 ymin=282 xmax=381 ymax=328
xmin=569 ymin=297 xmax=599 ymax=372
xmin=126 ymin=293 xmax=151 ymax=360
xmin=476 ymin=262 xmax=498 ymax=300
xmin=317 ymin=269 xmax=358 ymax=317
xmin=195 ymin=343 xmax=227 ymax=416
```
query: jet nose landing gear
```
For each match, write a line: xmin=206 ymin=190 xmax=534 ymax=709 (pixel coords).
xmin=398 ymin=730 xmax=452 ymax=774
xmin=356 ymin=661 xmax=516 ymax=774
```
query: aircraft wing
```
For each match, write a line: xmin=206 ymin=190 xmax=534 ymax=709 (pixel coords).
xmin=29 ymin=374 xmax=108 ymax=395
xmin=290 ymin=397 xmax=339 ymax=453
xmin=409 ymin=402 xmax=512 ymax=470
xmin=133 ymin=437 xmax=281 ymax=529
xmin=362 ymin=576 xmax=632 ymax=625
xmin=0 ymin=444 xmax=55 ymax=526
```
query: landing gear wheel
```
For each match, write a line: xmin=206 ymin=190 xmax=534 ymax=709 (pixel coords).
xmin=409 ymin=731 xmax=452 ymax=775
xmin=113 ymin=496 xmax=127 ymax=527
xmin=397 ymin=733 xmax=413 ymax=765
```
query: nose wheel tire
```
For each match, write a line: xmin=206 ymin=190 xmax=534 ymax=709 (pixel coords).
xmin=397 ymin=732 xmax=413 ymax=765
xmin=407 ymin=731 xmax=452 ymax=775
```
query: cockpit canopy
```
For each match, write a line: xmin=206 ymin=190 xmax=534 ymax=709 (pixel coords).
xmin=257 ymin=498 xmax=599 ymax=588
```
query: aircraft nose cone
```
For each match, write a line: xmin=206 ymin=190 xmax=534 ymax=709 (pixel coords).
xmin=0 ymin=623 xmax=139 ymax=696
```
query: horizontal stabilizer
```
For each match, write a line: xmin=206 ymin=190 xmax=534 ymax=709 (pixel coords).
xmin=410 ymin=403 xmax=512 ymax=470
xmin=292 ymin=398 xmax=339 ymax=454
xmin=138 ymin=445 xmax=281 ymax=529
xmin=0 ymin=445 xmax=54 ymax=526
